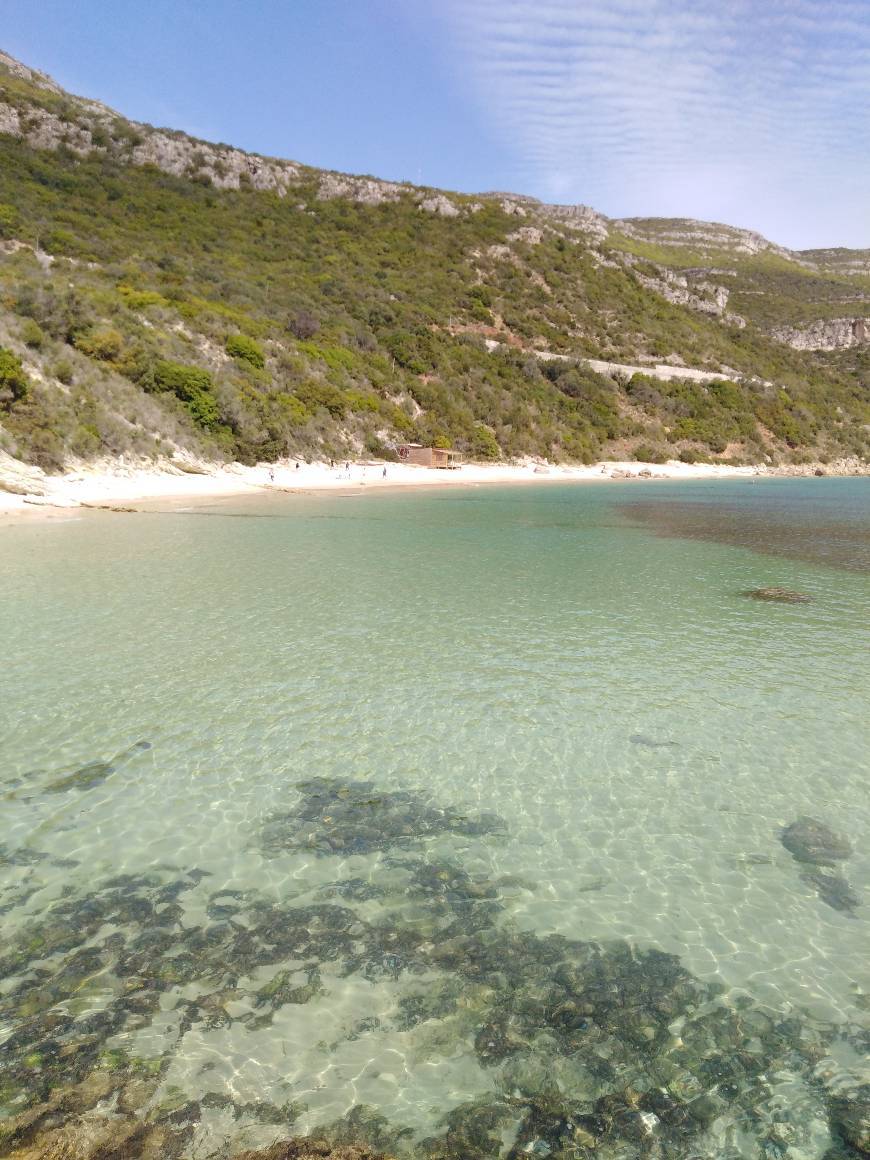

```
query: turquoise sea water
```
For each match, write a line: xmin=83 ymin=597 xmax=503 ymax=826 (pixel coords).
xmin=1 ymin=477 xmax=868 ymax=1156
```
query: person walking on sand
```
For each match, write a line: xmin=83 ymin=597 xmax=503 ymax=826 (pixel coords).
xmin=269 ymin=468 xmax=275 ymax=483
xmin=382 ymin=467 xmax=387 ymax=479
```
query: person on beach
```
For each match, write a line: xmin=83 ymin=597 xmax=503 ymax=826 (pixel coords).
xmin=382 ymin=467 xmax=387 ymax=479
xmin=296 ymin=462 xmax=300 ymax=470
xmin=269 ymin=468 xmax=275 ymax=482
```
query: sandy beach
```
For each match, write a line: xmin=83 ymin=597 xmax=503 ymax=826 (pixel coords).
xmin=0 ymin=454 xmax=768 ymax=521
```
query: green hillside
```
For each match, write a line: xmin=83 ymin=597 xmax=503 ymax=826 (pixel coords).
xmin=1 ymin=51 xmax=868 ymax=471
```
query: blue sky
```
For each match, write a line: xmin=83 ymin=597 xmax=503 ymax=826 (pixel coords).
xmin=4 ymin=0 xmax=869 ymax=248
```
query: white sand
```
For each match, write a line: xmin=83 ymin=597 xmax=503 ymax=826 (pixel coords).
xmin=0 ymin=455 xmax=761 ymax=521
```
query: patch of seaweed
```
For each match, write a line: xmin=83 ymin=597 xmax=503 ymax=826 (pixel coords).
xmin=260 ymin=777 xmax=504 ymax=857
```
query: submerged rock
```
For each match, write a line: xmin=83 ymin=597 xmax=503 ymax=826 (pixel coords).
xmin=829 ymin=1085 xmax=870 ymax=1155
xmin=233 ymin=1145 xmax=393 ymax=1160
xmin=4 ymin=776 xmax=869 ymax=1160
xmin=261 ymin=777 xmax=504 ymax=857
xmin=0 ymin=1068 xmax=185 ymax=1160
xmin=743 ymin=586 xmax=813 ymax=603
xmin=782 ymin=817 xmax=853 ymax=865
xmin=8 ymin=740 xmax=153 ymax=799
xmin=629 ymin=733 xmax=678 ymax=749
xmin=800 ymin=866 xmax=860 ymax=915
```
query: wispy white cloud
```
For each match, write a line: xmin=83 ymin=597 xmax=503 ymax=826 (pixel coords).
xmin=435 ymin=0 xmax=870 ymax=246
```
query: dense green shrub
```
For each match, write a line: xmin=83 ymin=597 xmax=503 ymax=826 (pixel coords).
xmin=118 ymin=285 xmax=169 ymax=310
xmin=226 ymin=333 xmax=266 ymax=369
xmin=51 ymin=358 xmax=74 ymax=385
xmin=0 ymin=347 xmax=30 ymax=407
xmin=469 ymin=422 xmax=501 ymax=460
xmin=383 ymin=331 xmax=433 ymax=375
xmin=296 ymin=341 xmax=356 ymax=374
xmin=364 ymin=434 xmax=399 ymax=459
xmin=633 ymin=443 xmax=669 ymax=463
xmin=151 ymin=360 xmax=213 ymax=398
xmin=294 ymin=380 xmax=346 ymax=418
xmin=344 ymin=389 xmax=379 ymax=413
xmin=21 ymin=318 xmax=45 ymax=348
xmin=74 ymin=327 xmax=125 ymax=363
xmin=0 ymin=201 xmax=19 ymax=237
xmin=678 ymin=447 xmax=704 ymax=464
xmin=149 ymin=359 xmax=221 ymax=430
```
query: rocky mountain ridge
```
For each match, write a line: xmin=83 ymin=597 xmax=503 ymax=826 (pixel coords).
xmin=0 ymin=48 xmax=868 ymax=471
xmin=0 ymin=48 xmax=861 ymax=279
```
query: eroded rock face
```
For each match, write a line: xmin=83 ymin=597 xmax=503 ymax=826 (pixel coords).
xmin=130 ymin=133 xmax=300 ymax=194
xmin=317 ymin=173 xmax=407 ymax=205
xmin=418 ymin=194 xmax=460 ymax=217
xmin=614 ymin=216 xmax=800 ymax=261
xmin=781 ymin=817 xmax=853 ymax=865
xmin=535 ymin=203 xmax=609 ymax=241
xmin=620 ymin=253 xmax=747 ymax=327
xmin=507 ymin=226 xmax=543 ymax=245
xmin=771 ymin=317 xmax=869 ymax=351
xmin=0 ymin=99 xmax=302 ymax=194
xmin=0 ymin=50 xmax=63 ymax=91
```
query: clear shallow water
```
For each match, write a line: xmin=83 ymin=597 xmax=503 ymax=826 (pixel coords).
xmin=1 ymin=477 xmax=868 ymax=1156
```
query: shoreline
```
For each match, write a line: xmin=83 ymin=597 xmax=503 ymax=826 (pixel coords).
xmin=0 ymin=454 xmax=865 ymax=522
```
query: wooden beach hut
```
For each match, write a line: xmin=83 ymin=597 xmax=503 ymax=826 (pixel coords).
xmin=397 ymin=444 xmax=462 ymax=469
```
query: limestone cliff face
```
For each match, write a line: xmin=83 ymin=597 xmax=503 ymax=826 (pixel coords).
xmin=799 ymin=248 xmax=870 ymax=276
xmin=0 ymin=49 xmax=62 ymax=92
xmin=2 ymin=45 xmax=869 ymax=353
xmin=0 ymin=95 xmax=304 ymax=193
xmin=0 ymin=51 xmax=446 ymax=210
xmin=617 ymin=253 xmax=746 ymax=327
xmin=771 ymin=318 xmax=868 ymax=351
xmin=615 ymin=216 xmax=804 ymax=263
xmin=536 ymin=203 xmax=609 ymax=241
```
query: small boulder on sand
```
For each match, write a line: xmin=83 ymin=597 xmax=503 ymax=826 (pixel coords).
xmin=781 ymin=817 xmax=852 ymax=865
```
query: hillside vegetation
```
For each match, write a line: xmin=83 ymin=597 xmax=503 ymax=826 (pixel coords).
xmin=1 ymin=50 xmax=868 ymax=472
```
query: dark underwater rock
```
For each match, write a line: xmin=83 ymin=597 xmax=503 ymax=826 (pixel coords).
xmin=12 ymin=740 xmax=153 ymax=799
xmin=0 ymin=1067 xmax=190 ymax=1160
xmin=743 ymin=586 xmax=813 ymax=603
xmin=782 ymin=816 xmax=853 ymax=864
xmin=2 ymin=776 xmax=865 ymax=1160
xmin=800 ymin=866 xmax=860 ymax=914
xmin=829 ymin=1085 xmax=870 ymax=1155
xmin=233 ymin=1145 xmax=393 ymax=1160
xmin=629 ymin=733 xmax=678 ymax=749
xmin=421 ymin=1100 xmax=519 ymax=1160
xmin=261 ymin=777 xmax=504 ymax=857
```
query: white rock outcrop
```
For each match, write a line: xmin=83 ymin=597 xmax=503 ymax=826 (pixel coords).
xmin=537 ymin=203 xmax=609 ymax=241
xmin=771 ymin=318 xmax=868 ymax=351
xmin=316 ymin=172 xmax=407 ymax=205
xmin=507 ymin=226 xmax=544 ymax=245
xmin=419 ymin=194 xmax=460 ymax=217
xmin=615 ymin=216 xmax=802 ymax=263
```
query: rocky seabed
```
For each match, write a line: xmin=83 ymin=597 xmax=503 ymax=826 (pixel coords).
xmin=0 ymin=775 xmax=868 ymax=1160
